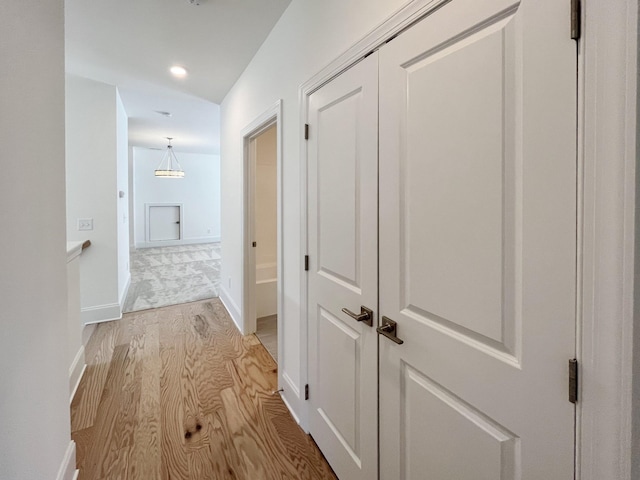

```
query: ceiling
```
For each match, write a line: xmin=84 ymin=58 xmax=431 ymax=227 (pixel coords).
xmin=65 ymin=0 xmax=291 ymax=154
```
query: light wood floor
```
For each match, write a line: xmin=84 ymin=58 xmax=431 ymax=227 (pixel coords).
xmin=71 ymin=299 xmax=336 ymax=480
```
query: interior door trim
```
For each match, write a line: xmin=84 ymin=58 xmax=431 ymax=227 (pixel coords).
xmin=577 ymin=1 xmax=638 ymax=478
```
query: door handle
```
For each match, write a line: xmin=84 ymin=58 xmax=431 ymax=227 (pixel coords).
xmin=175 ymin=221 xmax=180 ymax=224
xmin=341 ymin=306 xmax=373 ymax=327
xmin=377 ymin=316 xmax=404 ymax=344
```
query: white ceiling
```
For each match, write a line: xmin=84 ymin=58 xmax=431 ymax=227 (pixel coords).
xmin=65 ymin=0 xmax=291 ymax=154
xmin=118 ymin=87 xmax=220 ymax=154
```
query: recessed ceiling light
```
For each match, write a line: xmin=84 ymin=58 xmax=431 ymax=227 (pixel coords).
xmin=170 ymin=65 xmax=188 ymax=77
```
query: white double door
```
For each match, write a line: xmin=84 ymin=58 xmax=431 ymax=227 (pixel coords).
xmin=307 ymin=0 xmax=577 ymax=479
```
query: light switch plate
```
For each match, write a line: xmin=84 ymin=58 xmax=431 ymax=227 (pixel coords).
xmin=78 ymin=218 xmax=93 ymax=231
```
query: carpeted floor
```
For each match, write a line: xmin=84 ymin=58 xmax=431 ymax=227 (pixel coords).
xmin=123 ymin=242 xmax=221 ymax=313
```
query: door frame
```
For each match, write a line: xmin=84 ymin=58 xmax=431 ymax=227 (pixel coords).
xmin=576 ymin=1 xmax=638 ymax=478
xmin=298 ymin=0 xmax=638 ymax=477
xmin=241 ymin=100 xmax=284 ymax=368
xmin=145 ymin=202 xmax=183 ymax=244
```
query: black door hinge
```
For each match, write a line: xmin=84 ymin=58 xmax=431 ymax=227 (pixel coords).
xmin=305 ymin=384 xmax=310 ymax=400
xmin=304 ymin=255 xmax=309 ymax=271
xmin=304 ymin=124 xmax=309 ymax=140
xmin=569 ymin=359 xmax=578 ymax=404
xmin=571 ymin=0 xmax=581 ymax=40
xmin=252 ymin=241 xmax=257 ymax=247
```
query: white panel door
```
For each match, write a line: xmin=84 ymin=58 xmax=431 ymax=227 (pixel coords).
xmin=149 ymin=205 xmax=181 ymax=241
xmin=378 ymin=0 xmax=577 ymax=478
xmin=307 ymin=52 xmax=379 ymax=480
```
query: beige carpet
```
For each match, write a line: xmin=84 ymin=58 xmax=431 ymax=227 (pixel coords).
xmin=123 ymin=242 xmax=221 ymax=313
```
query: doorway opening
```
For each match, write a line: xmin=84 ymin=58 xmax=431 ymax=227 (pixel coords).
xmin=242 ymin=101 xmax=283 ymax=366
xmin=251 ymin=125 xmax=278 ymax=360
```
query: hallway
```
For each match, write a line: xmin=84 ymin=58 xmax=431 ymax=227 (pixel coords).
xmin=70 ymin=299 xmax=335 ymax=479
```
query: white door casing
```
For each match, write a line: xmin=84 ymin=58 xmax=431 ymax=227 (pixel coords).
xmin=307 ymin=52 xmax=379 ymax=480
xmin=378 ymin=0 xmax=577 ymax=478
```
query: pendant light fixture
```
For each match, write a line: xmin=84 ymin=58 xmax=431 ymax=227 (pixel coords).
xmin=155 ymin=137 xmax=185 ymax=178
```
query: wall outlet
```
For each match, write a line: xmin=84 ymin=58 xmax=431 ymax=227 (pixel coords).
xmin=207 ymin=228 xmax=211 ymax=234
xmin=78 ymin=218 xmax=93 ymax=231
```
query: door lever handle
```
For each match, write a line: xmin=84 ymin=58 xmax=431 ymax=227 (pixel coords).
xmin=377 ymin=316 xmax=404 ymax=344
xmin=341 ymin=306 xmax=373 ymax=327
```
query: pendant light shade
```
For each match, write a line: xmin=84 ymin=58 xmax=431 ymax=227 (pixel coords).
xmin=155 ymin=137 xmax=185 ymax=178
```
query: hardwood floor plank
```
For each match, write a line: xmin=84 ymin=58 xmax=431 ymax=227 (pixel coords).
xmin=223 ymin=349 xmax=305 ymax=478
xmin=71 ymin=426 xmax=93 ymax=471
xmin=205 ymin=409 xmax=245 ymax=479
xmin=229 ymin=346 xmax=275 ymax=398
xmin=128 ymin=322 xmax=161 ymax=480
xmin=269 ymin=411 xmax=338 ymax=480
xmin=160 ymin=344 xmax=190 ymax=479
xmin=72 ymin=299 xmax=336 ymax=480
xmin=71 ymin=320 xmax=119 ymax=431
xmin=95 ymin=446 xmax=130 ymax=480
xmin=219 ymin=387 xmax=272 ymax=479
xmin=184 ymin=305 xmax=233 ymax=416
xmin=187 ymin=445 xmax=217 ymax=479
xmin=81 ymin=344 xmax=131 ymax=479
xmin=180 ymin=306 xmax=210 ymax=453
xmin=250 ymin=341 xmax=278 ymax=374
xmin=117 ymin=333 xmax=143 ymax=450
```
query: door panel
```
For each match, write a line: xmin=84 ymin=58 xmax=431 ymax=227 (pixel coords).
xmin=149 ymin=205 xmax=180 ymax=241
xmin=403 ymin=22 xmax=510 ymax=350
xmin=379 ymin=0 xmax=576 ymax=478
xmin=317 ymin=90 xmax=361 ymax=289
xmin=317 ymin=307 xmax=360 ymax=455
xmin=402 ymin=364 xmax=518 ymax=480
xmin=307 ymin=52 xmax=378 ymax=480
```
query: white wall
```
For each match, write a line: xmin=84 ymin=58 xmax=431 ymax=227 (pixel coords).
xmin=0 ymin=1 xmax=73 ymax=478
xmin=67 ymin=245 xmax=84 ymax=400
xmin=128 ymin=146 xmax=135 ymax=247
xmin=220 ymin=0 xmax=407 ymax=419
xmin=66 ymin=75 xmax=130 ymax=323
xmin=132 ymin=147 xmax=221 ymax=247
xmin=116 ymin=93 xmax=130 ymax=304
xmin=255 ymin=125 xmax=277 ymax=266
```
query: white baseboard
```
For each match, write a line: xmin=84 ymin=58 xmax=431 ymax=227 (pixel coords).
xmin=81 ymin=302 xmax=122 ymax=324
xmin=218 ymin=286 xmax=242 ymax=333
xmin=135 ymin=236 xmax=221 ymax=249
xmin=56 ymin=441 xmax=77 ymax=480
xmin=82 ymin=323 xmax=97 ymax=346
xmin=281 ymin=371 xmax=303 ymax=427
xmin=119 ymin=272 xmax=131 ymax=311
xmin=69 ymin=345 xmax=86 ymax=403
